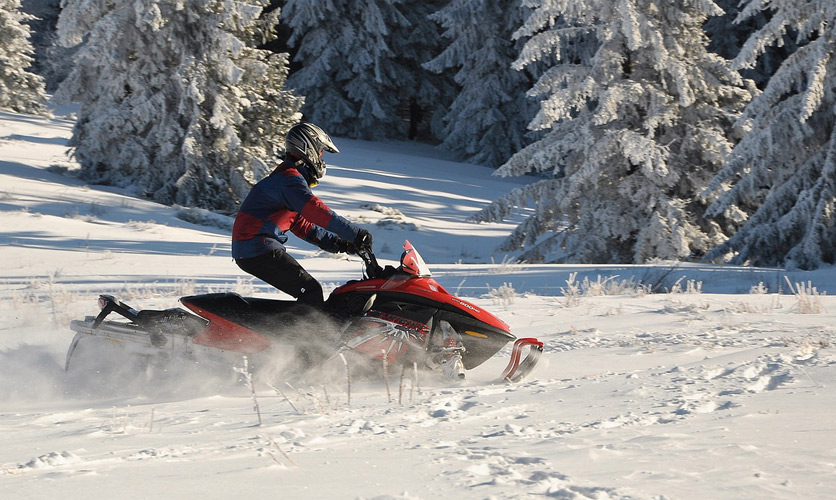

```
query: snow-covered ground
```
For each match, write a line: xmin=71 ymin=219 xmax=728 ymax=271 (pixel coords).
xmin=1 ymin=109 xmax=835 ymax=499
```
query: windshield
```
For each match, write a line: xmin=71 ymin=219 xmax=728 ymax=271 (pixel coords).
xmin=400 ymin=240 xmax=431 ymax=277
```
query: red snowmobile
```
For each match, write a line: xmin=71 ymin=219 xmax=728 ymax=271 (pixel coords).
xmin=67 ymin=241 xmax=542 ymax=382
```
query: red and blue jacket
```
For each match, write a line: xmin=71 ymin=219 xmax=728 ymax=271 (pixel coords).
xmin=231 ymin=159 xmax=360 ymax=260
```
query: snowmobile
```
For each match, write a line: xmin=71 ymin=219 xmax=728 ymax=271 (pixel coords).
xmin=66 ymin=241 xmax=543 ymax=382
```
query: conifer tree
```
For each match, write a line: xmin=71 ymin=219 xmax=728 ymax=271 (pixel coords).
xmin=284 ymin=0 xmax=450 ymax=140
xmin=704 ymin=0 xmax=796 ymax=89
xmin=425 ymin=0 xmax=536 ymax=167
xmin=284 ymin=0 xmax=407 ymax=139
xmin=0 ymin=0 xmax=47 ymax=114
xmin=56 ymin=0 xmax=302 ymax=210
xmin=20 ymin=0 xmax=75 ymax=91
xmin=473 ymin=0 xmax=754 ymax=264
xmin=396 ymin=1 xmax=455 ymax=141
xmin=705 ymin=0 xmax=836 ymax=269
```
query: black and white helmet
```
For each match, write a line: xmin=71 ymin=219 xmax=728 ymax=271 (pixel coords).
xmin=285 ymin=122 xmax=339 ymax=185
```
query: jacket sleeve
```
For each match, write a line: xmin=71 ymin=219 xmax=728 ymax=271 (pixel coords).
xmin=288 ymin=216 xmax=342 ymax=252
xmin=282 ymin=173 xmax=359 ymax=250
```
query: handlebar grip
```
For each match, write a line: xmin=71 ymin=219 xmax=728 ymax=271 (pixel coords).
xmin=359 ymin=249 xmax=383 ymax=278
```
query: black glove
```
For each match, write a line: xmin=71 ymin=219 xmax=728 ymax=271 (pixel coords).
xmin=335 ymin=238 xmax=356 ymax=254
xmin=354 ymin=229 xmax=373 ymax=254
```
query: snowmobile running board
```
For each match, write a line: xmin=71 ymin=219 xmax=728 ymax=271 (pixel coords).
xmin=500 ymin=338 xmax=544 ymax=383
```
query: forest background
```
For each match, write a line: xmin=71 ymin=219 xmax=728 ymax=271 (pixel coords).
xmin=3 ymin=0 xmax=835 ymax=270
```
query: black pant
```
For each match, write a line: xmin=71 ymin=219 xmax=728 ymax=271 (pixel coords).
xmin=235 ymin=249 xmax=324 ymax=307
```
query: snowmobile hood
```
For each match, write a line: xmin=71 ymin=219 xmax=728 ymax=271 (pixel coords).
xmin=333 ymin=275 xmax=511 ymax=334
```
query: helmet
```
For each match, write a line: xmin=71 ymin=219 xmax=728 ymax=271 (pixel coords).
xmin=285 ymin=122 xmax=339 ymax=185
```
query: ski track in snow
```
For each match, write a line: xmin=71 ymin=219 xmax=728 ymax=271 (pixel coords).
xmin=2 ymin=277 xmax=836 ymax=500
xmin=2 ymin=293 xmax=835 ymax=500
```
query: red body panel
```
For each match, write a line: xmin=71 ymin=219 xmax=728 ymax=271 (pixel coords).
xmin=333 ymin=276 xmax=511 ymax=333
xmin=182 ymin=301 xmax=271 ymax=354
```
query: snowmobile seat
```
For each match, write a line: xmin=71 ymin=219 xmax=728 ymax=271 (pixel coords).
xmin=180 ymin=292 xmax=326 ymax=336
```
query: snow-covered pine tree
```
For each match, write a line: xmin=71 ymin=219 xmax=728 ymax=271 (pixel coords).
xmin=424 ymin=0 xmax=536 ymax=167
xmin=20 ymin=0 xmax=76 ymax=91
xmin=704 ymin=0 xmax=836 ymax=269
xmin=282 ymin=0 xmax=355 ymax=135
xmin=283 ymin=0 xmax=407 ymax=139
xmin=394 ymin=1 xmax=455 ymax=141
xmin=284 ymin=0 xmax=448 ymax=140
xmin=704 ymin=0 xmax=797 ymax=89
xmin=55 ymin=0 xmax=302 ymax=211
xmin=472 ymin=0 xmax=755 ymax=264
xmin=0 ymin=0 xmax=47 ymax=114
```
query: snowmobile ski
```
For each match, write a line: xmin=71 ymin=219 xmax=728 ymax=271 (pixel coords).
xmin=500 ymin=338 xmax=544 ymax=383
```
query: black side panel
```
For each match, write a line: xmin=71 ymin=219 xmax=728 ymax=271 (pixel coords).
xmin=325 ymin=290 xmax=376 ymax=319
xmin=136 ymin=308 xmax=208 ymax=336
xmin=180 ymin=293 xmax=338 ymax=344
xmin=369 ymin=301 xmax=436 ymax=326
xmin=180 ymin=292 xmax=292 ymax=330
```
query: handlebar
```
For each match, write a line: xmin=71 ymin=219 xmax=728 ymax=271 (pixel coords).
xmin=357 ymin=247 xmax=384 ymax=279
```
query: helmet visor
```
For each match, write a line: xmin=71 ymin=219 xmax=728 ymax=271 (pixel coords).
xmin=321 ymin=136 xmax=339 ymax=154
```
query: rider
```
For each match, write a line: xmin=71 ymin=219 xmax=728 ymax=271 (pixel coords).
xmin=231 ymin=122 xmax=373 ymax=307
